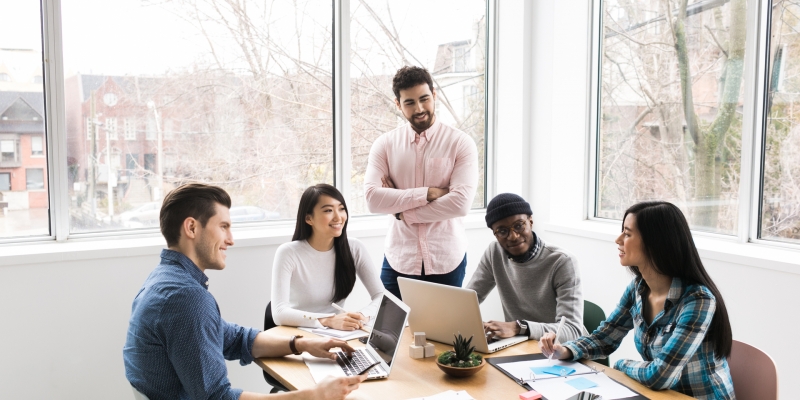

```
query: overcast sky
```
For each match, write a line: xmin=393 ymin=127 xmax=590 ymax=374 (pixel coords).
xmin=1 ymin=0 xmax=485 ymax=77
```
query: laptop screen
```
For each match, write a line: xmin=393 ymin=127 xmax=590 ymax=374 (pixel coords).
xmin=367 ymin=295 xmax=406 ymax=366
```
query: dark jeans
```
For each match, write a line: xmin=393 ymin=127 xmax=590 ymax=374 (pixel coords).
xmin=380 ymin=254 xmax=467 ymax=300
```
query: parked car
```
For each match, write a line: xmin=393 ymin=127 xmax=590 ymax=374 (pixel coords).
xmin=119 ymin=202 xmax=161 ymax=228
xmin=230 ymin=206 xmax=279 ymax=223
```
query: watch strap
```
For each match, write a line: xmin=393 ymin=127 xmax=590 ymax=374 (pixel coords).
xmin=289 ymin=335 xmax=303 ymax=355
xmin=516 ymin=320 xmax=528 ymax=337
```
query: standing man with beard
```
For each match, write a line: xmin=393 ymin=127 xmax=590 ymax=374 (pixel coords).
xmin=364 ymin=66 xmax=478 ymax=299
xmin=124 ymin=183 xmax=365 ymax=400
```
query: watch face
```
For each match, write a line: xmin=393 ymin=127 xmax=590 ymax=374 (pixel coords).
xmin=103 ymin=93 xmax=118 ymax=107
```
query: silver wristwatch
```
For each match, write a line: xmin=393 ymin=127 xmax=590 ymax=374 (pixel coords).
xmin=516 ymin=319 xmax=528 ymax=336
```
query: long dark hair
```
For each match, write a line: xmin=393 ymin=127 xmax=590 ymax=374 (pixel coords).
xmin=293 ymin=184 xmax=356 ymax=303
xmin=622 ymin=201 xmax=732 ymax=358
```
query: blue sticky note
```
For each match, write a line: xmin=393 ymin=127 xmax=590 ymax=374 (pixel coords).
xmin=530 ymin=367 xmax=551 ymax=375
xmin=566 ymin=377 xmax=598 ymax=390
xmin=540 ymin=365 xmax=576 ymax=376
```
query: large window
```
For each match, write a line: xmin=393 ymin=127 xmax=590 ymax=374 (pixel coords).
xmin=348 ymin=0 xmax=487 ymax=215
xmin=596 ymin=0 xmax=746 ymax=235
xmin=0 ymin=0 xmax=491 ymax=242
xmin=0 ymin=0 xmax=49 ymax=239
xmin=594 ymin=0 xmax=800 ymax=246
xmin=63 ymin=0 xmax=335 ymax=233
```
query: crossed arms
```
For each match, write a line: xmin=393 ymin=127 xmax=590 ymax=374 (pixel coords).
xmin=363 ymin=135 xmax=478 ymax=224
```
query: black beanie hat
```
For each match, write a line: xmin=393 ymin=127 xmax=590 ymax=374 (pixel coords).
xmin=485 ymin=193 xmax=532 ymax=228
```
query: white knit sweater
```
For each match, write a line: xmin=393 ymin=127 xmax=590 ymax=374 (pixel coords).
xmin=270 ymin=237 xmax=384 ymax=328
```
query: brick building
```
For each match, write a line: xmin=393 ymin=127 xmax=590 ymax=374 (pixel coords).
xmin=0 ymin=91 xmax=47 ymax=210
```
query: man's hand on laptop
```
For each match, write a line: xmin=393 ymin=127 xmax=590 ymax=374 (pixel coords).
xmin=311 ymin=375 xmax=366 ymax=400
xmin=483 ymin=320 xmax=520 ymax=339
xmin=297 ymin=337 xmax=356 ymax=360
xmin=319 ymin=312 xmax=367 ymax=331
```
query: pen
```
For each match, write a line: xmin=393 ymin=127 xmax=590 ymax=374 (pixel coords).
xmin=548 ymin=316 xmax=566 ymax=361
xmin=331 ymin=303 xmax=372 ymax=333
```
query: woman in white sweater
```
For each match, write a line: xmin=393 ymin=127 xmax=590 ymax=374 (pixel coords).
xmin=271 ymin=184 xmax=384 ymax=330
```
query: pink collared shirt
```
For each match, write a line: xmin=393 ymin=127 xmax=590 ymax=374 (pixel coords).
xmin=364 ymin=120 xmax=478 ymax=275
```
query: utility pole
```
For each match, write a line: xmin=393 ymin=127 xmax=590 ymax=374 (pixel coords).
xmin=147 ymin=101 xmax=163 ymax=200
xmin=105 ymin=117 xmax=114 ymax=217
xmin=89 ymin=90 xmax=97 ymax=217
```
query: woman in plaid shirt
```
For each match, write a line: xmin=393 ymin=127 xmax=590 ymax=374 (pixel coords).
xmin=540 ymin=202 xmax=735 ymax=399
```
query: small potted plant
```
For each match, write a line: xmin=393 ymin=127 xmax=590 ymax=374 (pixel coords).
xmin=435 ymin=333 xmax=485 ymax=377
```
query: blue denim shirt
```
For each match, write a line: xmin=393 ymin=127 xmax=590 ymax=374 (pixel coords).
xmin=123 ymin=249 xmax=260 ymax=400
xmin=563 ymin=277 xmax=735 ymax=400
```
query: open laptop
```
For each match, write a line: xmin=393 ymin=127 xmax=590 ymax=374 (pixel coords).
xmin=327 ymin=291 xmax=410 ymax=380
xmin=398 ymin=278 xmax=527 ymax=353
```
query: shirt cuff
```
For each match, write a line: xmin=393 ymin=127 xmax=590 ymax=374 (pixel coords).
xmin=526 ymin=320 xmax=541 ymax=340
xmin=403 ymin=208 xmax=418 ymax=224
xmin=228 ymin=388 xmax=244 ymax=400
xmin=238 ymin=327 xmax=261 ymax=366
xmin=413 ymin=187 xmax=428 ymax=207
xmin=562 ymin=342 xmax=584 ymax=361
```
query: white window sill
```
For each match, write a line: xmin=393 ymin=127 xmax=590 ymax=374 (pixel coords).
xmin=544 ymin=219 xmax=800 ymax=276
xmin=0 ymin=210 xmax=488 ymax=267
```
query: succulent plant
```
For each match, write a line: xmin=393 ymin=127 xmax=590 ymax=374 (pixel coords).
xmin=437 ymin=333 xmax=482 ymax=368
xmin=453 ymin=333 xmax=476 ymax=362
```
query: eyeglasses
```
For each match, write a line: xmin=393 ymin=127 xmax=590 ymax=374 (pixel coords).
xmin=493 ymin=220 xmax=529 ymax=239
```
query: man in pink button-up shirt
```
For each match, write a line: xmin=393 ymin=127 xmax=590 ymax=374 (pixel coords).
xmin=364 ymin=66 xmax=478 ymax=299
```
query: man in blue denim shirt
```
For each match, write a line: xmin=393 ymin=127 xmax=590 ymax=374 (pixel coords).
xmin=124 ymin=183 xmax=365 ymax=400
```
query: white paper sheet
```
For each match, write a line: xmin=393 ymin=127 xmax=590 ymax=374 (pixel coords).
xmin=405 ymin=390 xmax=476 ymax=400
xmin=495 ymin=359 xmax=595 ymax=382
xmin=528 ymin=373 xmax=638 ymax=400
xmin=298 ymin=326 xmax=369 ymax=341
xmin=302 ymin=354 xmax=346 ymax=383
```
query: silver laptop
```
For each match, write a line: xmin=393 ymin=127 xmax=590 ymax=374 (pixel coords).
xmin=331 ymin=291 xmax=410 ymax=379
xmin=398 ymin=278 xmax=527 ymax=353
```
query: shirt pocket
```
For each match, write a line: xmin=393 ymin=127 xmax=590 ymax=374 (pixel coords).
xmin=651 ymin=324 xmax=676 ymax=354
xmin=425 ymin=157 xmax=454 ymax=188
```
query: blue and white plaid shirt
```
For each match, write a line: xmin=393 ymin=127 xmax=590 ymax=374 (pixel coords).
xmin=563 ymin=277 xmax=735 ymax=399
xmin=124 ymin=249 xmax=260 ymax=400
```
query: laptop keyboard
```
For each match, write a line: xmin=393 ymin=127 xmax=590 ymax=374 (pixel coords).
xmin=335 ymin=350 xmax=382 ymax=377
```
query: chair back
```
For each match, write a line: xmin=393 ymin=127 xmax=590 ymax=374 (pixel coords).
xmin=131 ymin=385 xmax=150 ymax=400
xmin=728 ymin=340 xmax=778 ymax=400
xmin=583 ymin=300 xmax=609 ymax=366
xmin=264 ymin=301 xmax=277 ymax=331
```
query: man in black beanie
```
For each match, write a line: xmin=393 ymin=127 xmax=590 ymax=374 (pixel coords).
xmin=465 ymin=193 xmax=588 ymax=342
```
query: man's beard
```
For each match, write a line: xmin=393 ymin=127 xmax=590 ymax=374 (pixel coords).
xmin=196 ymin=232 xmax=224 ymax=270
xmin=408 ymin=110 xmax=434 ymax=132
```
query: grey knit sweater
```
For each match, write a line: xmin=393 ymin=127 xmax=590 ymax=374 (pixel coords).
xmin=466 ymin=239 xmax=588 ymax=341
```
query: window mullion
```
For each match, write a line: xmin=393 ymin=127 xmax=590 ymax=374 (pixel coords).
xmin=333 ymin=0 xmax=352 ymax=204
xmin=745 ymin=0 xmax=772 ymax=244
xmin=485 ymin=0 xmax=498 ymax=204
xmin=41 ymin=0 xmax=70 ymax=241
xmin=586 ymin=0 xmax=603 ymax=221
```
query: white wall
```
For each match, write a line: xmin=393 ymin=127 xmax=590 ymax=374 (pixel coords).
xmin=528 ymin=1 xmax=799 ymax=399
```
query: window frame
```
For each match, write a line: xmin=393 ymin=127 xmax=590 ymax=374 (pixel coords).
xmin=585 ymin=0 xmax=791 ymax=248
xmin=0 ymin=0 xmax=496 ymax=245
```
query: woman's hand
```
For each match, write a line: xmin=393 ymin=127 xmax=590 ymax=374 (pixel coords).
xmin=538 ymin=332 xmax=573 ymax=360
xmin=319 ymin=312 xmax=367 ymax=331
xmin=309 ymin=375 xmax=366 ymax=400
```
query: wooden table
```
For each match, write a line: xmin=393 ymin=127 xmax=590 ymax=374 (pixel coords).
xmin=256 ymin=326 xmax=692 ymax=400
